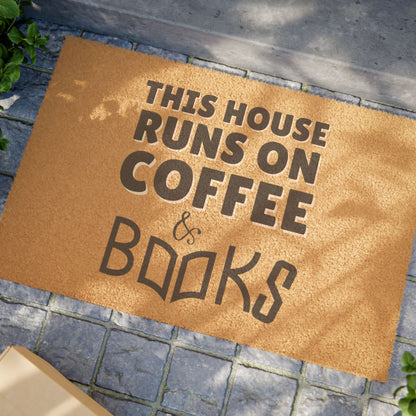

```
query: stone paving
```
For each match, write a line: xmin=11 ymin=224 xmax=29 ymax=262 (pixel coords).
xmin=1 ymin=19 xmax=416 ymax=416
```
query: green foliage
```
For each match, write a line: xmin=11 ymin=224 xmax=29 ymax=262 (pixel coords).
xmin=394 ymin=352 xmax=416 ymax=416
xmin=0 ymin=0 xmax=49 ymax=151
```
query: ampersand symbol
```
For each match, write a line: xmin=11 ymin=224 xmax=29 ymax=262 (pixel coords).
xmin=173 ymin=211 xmax=201 ymax=245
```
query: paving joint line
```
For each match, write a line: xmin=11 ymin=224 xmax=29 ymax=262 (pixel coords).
xmin=236 ymin=357 xmax=301 ymax=380
xmin=20 ymin=62 xmax=54 ymax=75
xmin=172 ymin=340 xmax=235 ymax=362
xmin=360 ymin=378 xmax=373 ymax=416
xmin=289 ymin=361 xmax=308 ymax=416
xmin=33 ymin=293 xmax=57 ymax=353
xmin=191 ymin=56 xmax=248 ymax=74
xmin=88 ymin=323 xmax=112 ymax=394
xmin=219 ymin=343 xmax=241 ymax=416
xmin=0 ymin=171 xmax=15 ymax=179
xmin=0 ymin=112 xmax=34 ymax=125
xmin=396 ymin=336 xmax=416 ymax=347
xmin=91 ymin=384 xmax=156 ymax=408
xmin=0 ymin=293 xmax=50 ymax=311
xmin=150 ymin=326 xmax=179 ymax=416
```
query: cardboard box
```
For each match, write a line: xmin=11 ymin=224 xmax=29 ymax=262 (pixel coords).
xmin=0 ymin=346 xmax=113 ymax=415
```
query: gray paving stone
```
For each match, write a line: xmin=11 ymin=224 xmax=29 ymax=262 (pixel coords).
xmin=0 ymin=119 xmax=32 ymax=176
xmin=305 ymin=363 xmax=367 ymax=394
xmin=226 ymin=366 xmax=297 ymax=416
xmin=74 ymin=383 xmax=89 ymax=394
xmin=0 ymin=67 xmax=51 ymax=122
xmin=177 ymin=328 xmax=236 ymax=355
xmin=38 ymin=313 xmax=106 ymax=384
xmin=367 ymin=399 xmax=400 ymax=416
xmin=248 ymin=71 xmax=301 ymax=90
xmin=53 ymin=295 xmax=112 ymax=321
xmin=0 ymin=175 xmax=13 ymax=217
xmin=163 ymin=348 xmax=232 ymax=416
xmin=296 ymin=386 xmax=362 ymax=416
xmin=82 ymin=31 xmax=133 ymax=50
xmin=361 ymin=99 xmax=416 ymax=119
xmin=0 ymin=280 xmax=50 ymax=305
xmin=192 ymin=58 xmax=246 ymax=77
xmin=0 ymin=299 xmax=47 ymax=352
xmin=307 ymin=85 xmax=360 ymax=105
xmin=92 ymin=392 xmax=152 ymax=416
xmin=112 ymin=310 xmax=173 ymax=339
xmin=370 ymin=342 xmax=416 ymax=399
xmin=239 ymin=345 xmax=302 ymax=373
xmin=136 ymin=44 xmax=188 ymax=63
xmin=32 ymin=20 xmax=81 ymax=70
xmin=409 ymin=233 xmax=416 ymax=277
xmin=397 ymin=280 xmax=416 ymax=339
xmin=97 ymin=330 xmax=169 ymax=400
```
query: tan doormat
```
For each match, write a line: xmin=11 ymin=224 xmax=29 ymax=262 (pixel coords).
xmin=1 ymin=37 xmax=415 ymax=382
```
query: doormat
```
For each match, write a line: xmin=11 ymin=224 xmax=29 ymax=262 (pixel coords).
xmin=1 ymin=37 xmax=415 ymax=382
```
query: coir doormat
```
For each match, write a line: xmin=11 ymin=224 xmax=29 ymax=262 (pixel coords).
xmin=1 ymin=37 xmax=415 ymax=381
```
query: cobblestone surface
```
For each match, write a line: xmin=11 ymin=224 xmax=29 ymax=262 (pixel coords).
xmin=177 ymin=328 xmax=236 ymax=356
xmin=53 ymin=295 xmax=112 ymax=321
xmin=367 ymin=400 xmax=401 ymax=416
xmin=37 ymin=312 xmax=107 ymax=384
xmin=112 ymin=310 xmax=173 ymax=339
xmin=248 ymin=71 xmax=302 ymax=90
xmin=92 ymin=392 xmax=153 ymax=416
xmin=0 ymin=175 xmax=13 ymax=216
xmin=136 ymin=44 xmax=188 ymax=63
xmin=307 ymin=85 xmax=361 ymax=105
xmin=226 ymin=366 xmax=297 ymax=416
xmin=296 ymin=386 xmax=362 ymax=416
xmin=81 ymin=31 xmax=133 ymax=50
xmin=239 ymin=345 xmax=302 ymax=373
xmin=0 ymin=18 xmax=415 ymax=416
xmin=163 ymin=348 xmax=232 ymax=416
xmin=0 ymin=67 xmax=51 ymax=122
xmin=305 ymin=364 xmax=367 ymax=394
xmin=0 ymin=298 xmax=47 ymax=352
xmin=0 ymin=119 xmax=32 ymax=176
xmin=97 ymin=330 xmax=170 ymax=401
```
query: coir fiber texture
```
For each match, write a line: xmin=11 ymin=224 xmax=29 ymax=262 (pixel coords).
xmin=1 ymin=37 xmax=415 ymax=381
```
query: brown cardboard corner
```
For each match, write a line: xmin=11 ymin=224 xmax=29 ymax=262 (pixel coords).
xmin=0 ymin=346 xmax=113 ymax=416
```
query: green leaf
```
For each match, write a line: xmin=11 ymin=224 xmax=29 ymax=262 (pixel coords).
xmin=24 ymin=44 xmax=36 ymax=65
xmin=0 ymin=138 xmax=9 ymax=152
xmin=9 ymin=48 xmax=24 ymax=65
xmin=403 ymin=352 xmax=416 ymax=373
xmin=409 ymin=375 xmax=416 ymax=392
xmin=7 ymin=26 xmax=24 ymax=44
xmin=400 ymin=398 xmax=412 ymax=414
xmin=0 ymin=44 xmax=8 ymax=60
xmin=408 ymin=399 xmax=416 ymax=416
xmin=27 ymin=22 xmax=39 ymax=39
xmin=0 ymin=0 xmax=19 ymax=19
xmin=25 ymin=37 xmax=34 ymax=46
xmin=0 ymin=76 xmax=12 ymax=93
xmin=6 ymin=65 xmax=19 ymax=82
